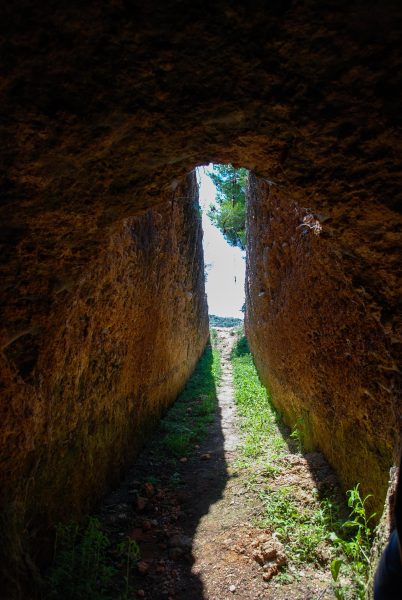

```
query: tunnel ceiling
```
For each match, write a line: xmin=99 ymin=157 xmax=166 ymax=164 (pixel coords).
xmin=1 ymin=0 xmax=402 ymax=346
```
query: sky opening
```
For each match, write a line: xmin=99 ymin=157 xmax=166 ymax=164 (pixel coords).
xmin=197 ymin=165 xmax=246 ymax=320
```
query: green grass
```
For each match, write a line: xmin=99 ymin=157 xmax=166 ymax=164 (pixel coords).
xmin=259 ymin=486 xmax=339 ymax=565
xmin=161 ymin=338 xmax=221 ymax=457
xmin=231 ymin=334 xmax=374 ymax=599
xmin=231 ymin=335 xmax=286 ymax=467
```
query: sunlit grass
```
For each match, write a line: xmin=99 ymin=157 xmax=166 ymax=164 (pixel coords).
xmin=259 ymin=486 xmax=340 ymax=565
xmin=231 ymin=335 xmax=286 ymax=469
xmin=161 ymin=337 xmax=221 ymax=457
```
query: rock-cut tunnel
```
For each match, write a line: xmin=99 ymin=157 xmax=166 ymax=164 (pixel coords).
xmin=0 ymin=0 xmax=401 ymax=595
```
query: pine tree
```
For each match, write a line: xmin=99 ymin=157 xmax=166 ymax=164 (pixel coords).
xmin=207 ymin=164 xmax=248 ymax=249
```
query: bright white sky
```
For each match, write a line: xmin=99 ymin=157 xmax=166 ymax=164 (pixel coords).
xmin=197 ymin=165 xmax=245 ymax=319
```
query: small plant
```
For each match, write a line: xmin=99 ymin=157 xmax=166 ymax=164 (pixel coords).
xmin=330 ymin=484 xmax=376 ymax=598
xmin=164 ymin=431 xmax=193 ymax=457
xmin=145 ymin=474 xmax=160 ymax=486
xmin=261 ymin=462 xmax=283 ymax=478
xmin=117 ymin=538 xmax=140 ymax=600
xmin=169 ymin=471 xmax=183 ymax=487
xmin=275 ymin=569 xmax=294 ymax=585
xmin=343 ymin=485 xmax=376 ymax=564
xmin=45 ymin=518 xmax=116 ymax=600
xmin=290 ymin=416 xmax=305 ymax=453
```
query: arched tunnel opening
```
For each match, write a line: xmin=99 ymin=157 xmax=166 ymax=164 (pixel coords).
xmin=1 ymin=1 xmax=402 ymax=598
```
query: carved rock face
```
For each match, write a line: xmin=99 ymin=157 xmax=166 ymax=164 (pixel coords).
xmin=0 ymin=0 xmax=401 ymax=591
xmin=246 ymin=174 xmax=400 ymax=515
xmin=0 ymin=171 xmax=209 ymax=589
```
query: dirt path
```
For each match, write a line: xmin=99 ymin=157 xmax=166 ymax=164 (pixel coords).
xmin=189 ymin=327 xmax=263 ymax=598
xmin=98 ymin=328 xmax=342 ymax=599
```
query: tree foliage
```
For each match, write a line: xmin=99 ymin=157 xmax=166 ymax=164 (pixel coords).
xmin=207 ymin=164 xmax=248 ymax=249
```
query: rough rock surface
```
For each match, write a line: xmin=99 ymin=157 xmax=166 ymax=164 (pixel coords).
xmin=0 ymin=0 xmax=402 ymax=592
xmin=1 ymin=1 xmax=401 ymax=346
xmin=245 ymin=174 xmax=401 ymax=515
xmin=0 ymin=172 xmax=208 ymax=590
xmin=366 ymin=464 xmax=398 ymax=599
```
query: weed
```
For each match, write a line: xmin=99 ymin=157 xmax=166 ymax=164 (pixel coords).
xmin=117 ymin=538 xmax=140 ymax=600
xmin=45 ymin=518 xmax=143 ymax=600
xmin=259 ymin=486 xmax=339 ymax=565
xmin=164 ymin=431 xmax=193 ymax=457
xmin=44 ymin=518 xmax=116 ymax=600
xmin=144 ymin=475 xmax=160 ymax=486
xmin=330 ymin=484 xmax=376 ymax=598
xmin=289 ymin=416 xmax=305 ymax=453
xmin=169 ymin=472 xmax=183 ymax=487
xmin=261 ymin=463 xmax=283 ymax=478
xmin=275 ymin=569 xmax=294 ymax=585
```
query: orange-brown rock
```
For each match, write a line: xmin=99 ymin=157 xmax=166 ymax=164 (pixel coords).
xmin=245 ymin=173 xmax=401 ymax=515
xmin=0 ymin=172 xmax=208 ymax=591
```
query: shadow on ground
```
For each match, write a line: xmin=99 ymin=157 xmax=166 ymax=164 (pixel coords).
xmin=96 ymin=341 xmax=228 ymax=599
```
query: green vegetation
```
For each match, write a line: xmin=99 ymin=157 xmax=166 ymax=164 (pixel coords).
xmin=330 ymin=485 xmax=376 ymax=599
xmin=231 ymin=335 xmax=286 ymax=466
xmin=117 ymin=539 xmax=141 ymax=600
xmin=231 ymin=334 xmax=375 ymax=599
xmin=44 ymin=517 xmax=141 ymax=600
xmin=161 ymin=339 xmax=221 ymax=457
xmin=45 ymin=518 xmax=118 ymax=600
xmin=259 ymin=487 xmax=339 ymax=564
xmin=209 ymin=314 xmax=243 ymax=328
xmin=207 ymin=164 xmax=248 ymax=249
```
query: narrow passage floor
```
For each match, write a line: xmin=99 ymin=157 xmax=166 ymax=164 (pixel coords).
xmin=95 ymin=328 xmax=355 ymax=599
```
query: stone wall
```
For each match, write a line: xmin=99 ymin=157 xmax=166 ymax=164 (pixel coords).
xmin=0 ymin=172 xmax=209 ymax=591
xmin=245 ymin=173 xmax=401 ymax=515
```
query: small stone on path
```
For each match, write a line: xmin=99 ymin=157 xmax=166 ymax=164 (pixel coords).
xmin=137 ymin=561 xmax=150 ymax=575
xmin=136 ymin=496 xmax=148 ymax=511
xmin=144 ymin=482 xmax=155 ymax=497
